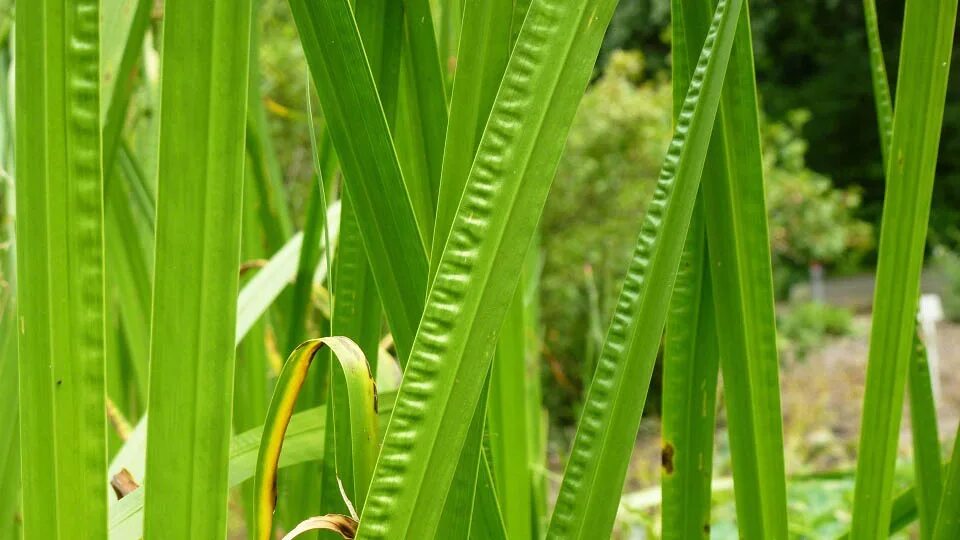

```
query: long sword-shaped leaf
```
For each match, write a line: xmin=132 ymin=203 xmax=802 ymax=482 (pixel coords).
xmin=660 ymin=4 xmax=723 ymax=537
xmin=435 ymin=0 xmax=524 ymax=536
xmin=861 ymin=0 xmax=894 ymax=169
xmin=934 ymin=433 xmax=960 ymax=537
xmin=253 ymin=338 xmax=378 ymax=540
xmin=546 ymin=0 xmax=742 ymax=537
xmin=1 ymin=85 xmax=18 ymax=537
xmin=660 ymin=205 xmax=719 ymax=540
xmin=101 ymin=0 xmax=150 ymax=173
xmin=859 ymin=6 xmax=944 ymax=538
xmin=288 ymin=0 xmax=429 ymax=361
xmin=398 ymin=0 xmax=449 ymax=231
xmin=357 ymin=0 xmax=622 ymax=536
xmin=850 ymin=0 xmax=958 ymax=534
xmin=142 ymin=1 xmax=252 ymax=538
xmin=488 ymin=287 xmax=533 ymax=540
xmin=15 ymin=1 xmax=108 ymax=537
xmin=908 ymin=335 xmax=942 ymax=539
xmin=678 ymin=0 xmax=789 ymax=535
xmin=431 ymin=0 xmax=513 ymax=278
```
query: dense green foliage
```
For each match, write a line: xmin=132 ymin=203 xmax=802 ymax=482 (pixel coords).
xmin=6 ymin=0 xmax=960 ymax=539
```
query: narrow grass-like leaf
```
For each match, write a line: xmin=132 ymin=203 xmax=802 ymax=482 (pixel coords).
xmin=245 ymin=45 xmax=294 ymax=254
xmin=522 ymin=246 xmax=549 ymax=537
xmin=287 ymin=0 xmax=429 ymax=361
xmin=431 ymin=0 xmax=514 ymax=278
xmin=861 ymin=0 xmax=894 ymax=168
xmin=0 ymin=107 xmax=18 ymax=538
xmin=356 ymin=0 xmax=626 ymax=536
xmin=142 ymin=2 xmax=253 ymax=537
xmin=15 ymin=1 xmax=108 ymax=537
xmin=104 ymin=159 xmax=153 ymax=407
xmin=488 ymin=288 xmax=533 ymax=540
xmin=101 ymin=0 xmax=151 ymax=173
xmin=546 ymin=0 xmax=741 ymax=536
xmin=850 ymin=0 xmax=958 ymax=534
xmin=435 ymin=0 xmax=526 ymax=536
xmin=398 ymin=0 xmax=449 ymax=226
xmin=660 ymin=203 xmax=719 ymax=540
xmin=470 ymin=456 xmax=509 ymax=540
xmin=908 ymin=335 xmax=943 ymax=538
xmin=674 ymin=1 xmax=789 ymax=536
xmin=934 ymin=436 xmax=960 ymax=538
xmin=859 ymin=6 xmax=944 ymax=537
xmin=253 ymin=337 xmax=378 ymax=540
xmin=660 ymin=5 xmax=722 ymax=536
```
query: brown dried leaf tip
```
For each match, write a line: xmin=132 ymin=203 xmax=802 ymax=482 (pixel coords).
xmin=661 ymin=442 xmax=675 ymax=474
xmin=282 ymin=514 xmax=358 ymax=540
xmin=110 ymin=468 xmax=140 ymax=500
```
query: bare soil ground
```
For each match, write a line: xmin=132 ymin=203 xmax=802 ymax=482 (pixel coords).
xmin=621 ymin=317 xmax=960 ymax=495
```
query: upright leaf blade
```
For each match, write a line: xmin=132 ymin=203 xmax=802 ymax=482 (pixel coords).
xmin=908 ymin=336 xmax=942 ymax=539
xmin=679 ymin=0 xmax=789 ymax=535
xmin=357 ymin=0 xmax=622 ymax=536
xmin=660 ymin=205 xmax=719 ymax=540
xmin=547 ymin=0 xmax=743 ymax=536
xmin=287 ymin=0 xmax=429 ymax=361
xmin=142 ymin=1 xmax=253 ymax=537
xmin=15 ymin=1 xmax=108 ymax=537
xmin=850 ymin=0 xmax=958 ymax=534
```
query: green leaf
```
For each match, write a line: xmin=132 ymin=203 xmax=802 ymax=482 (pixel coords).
xmin=15 ymin=1 xmax=108 ymax=537
xmin=861 ymin=0 xmax=894 ymax=169
xmin=546 ymin=0 xmax=744 ymax=536
xmin=287 ymin=0 xmax=430 ymax=361
xmin=142 ymin=1 xmax=253 ymax=537
xmin=356 ymin=0 xmax=624 ymax=536
xmin=397 ymin=0 xmax=449 ymax=234
xmin=488 ymin=288 xmax=534 ymax=540
xmin=660 ymin=204 xmax=719 ymax=540
xmin=469 ymin=456 xmax=509 ymax=540
xmin=850 ymin=0 xmax=958 ymax=534
xmin=433 ymin=0 xmax=526 ymax=536
xmin=659 ymin=5 xmax=724 ymax=537
xmin=431 ymin=0 xmax=514 ymax=278
xmin=860 ymin=4 xmax=945 ymax=538
xmin=675 ymin=0 xmax=789 ymax=535
xmin=253 ymin=338 xmax=378 ymax=540
xmin=935 ymin=437 xmax=960 ymax=538
xmin=1 ymin=65 xmax=18 ymax=535
xmin=101 ymin=0 xmax=151 ymax=173
xmin=908 ymin=335 xmax=942 ymax=539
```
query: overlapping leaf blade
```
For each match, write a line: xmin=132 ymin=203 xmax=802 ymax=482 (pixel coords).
xmin=357 ymin=0 xmax=623 ymax=536
xmin=15 ymin=1 xmax=108 ymax=537
xmin=287 ymin=0 xmax=429 ymax=361
xmin=142 ymin=1 xmax=253 ymax=538
xmin=850 ymin=0 xmax=959 ymax=534
xmin=545 ymin=0 xmax=742 ymax=536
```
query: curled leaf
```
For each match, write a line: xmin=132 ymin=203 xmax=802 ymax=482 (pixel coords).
xmin=253 ymin=337 xmax=377 ymax=540
xmin=281 ymin=514 xmax=358 ymax=540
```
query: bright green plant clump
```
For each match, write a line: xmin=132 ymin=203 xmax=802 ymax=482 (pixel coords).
xmin=7 ymin=0 xmax=960 ymax=539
